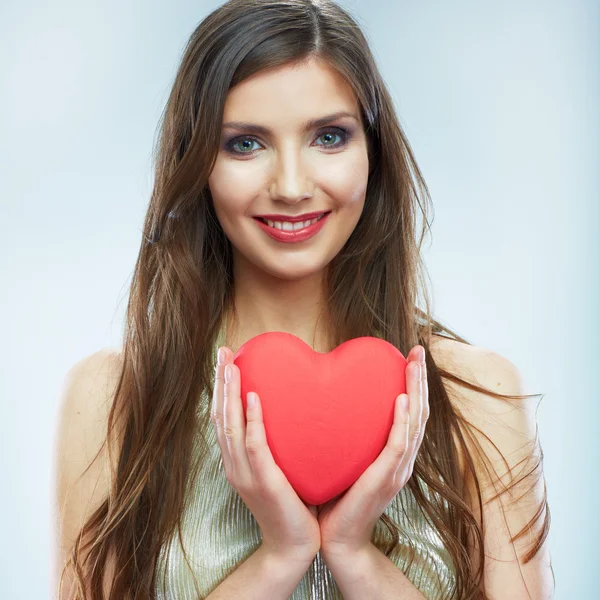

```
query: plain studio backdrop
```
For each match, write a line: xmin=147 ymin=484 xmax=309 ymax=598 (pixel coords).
xmin=1 ymin=1 xmax=597 ymax=598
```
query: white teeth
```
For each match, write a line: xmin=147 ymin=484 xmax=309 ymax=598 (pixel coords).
xmin=264 ymin=215 xmax=324 ymax=231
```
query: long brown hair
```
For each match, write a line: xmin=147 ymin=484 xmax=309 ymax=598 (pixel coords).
xmin=61 ymin=1 xmax=552 ymax=598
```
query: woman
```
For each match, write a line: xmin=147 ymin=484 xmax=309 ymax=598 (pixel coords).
xmin=53 ymin=0 xmax=554 ymax=598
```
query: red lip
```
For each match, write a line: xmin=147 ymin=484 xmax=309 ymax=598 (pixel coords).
xmin=254 ymin=211 xmax=330 ymax=243
xmin=253 ymin=210 xmax=331 ymax=223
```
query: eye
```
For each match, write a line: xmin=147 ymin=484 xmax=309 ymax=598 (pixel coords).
xmin=314 ymin=128 xmax=349 ymax=148
xmin=227 ymin=137 xmax=261 ymax=155
xmin=223 ymin=126 xmax=351 ymax=156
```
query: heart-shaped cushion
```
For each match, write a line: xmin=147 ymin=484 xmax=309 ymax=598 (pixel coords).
xmin=233 ymin=332 xmax=408 ymax=505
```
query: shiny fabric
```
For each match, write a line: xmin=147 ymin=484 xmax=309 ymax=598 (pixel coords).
xmin=155 ymin=324 xmax=457 ymax=599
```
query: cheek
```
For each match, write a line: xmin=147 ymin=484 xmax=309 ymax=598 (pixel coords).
xmin=318 ymin=155 xmax=369 ymax=210
xmin=212 ymin=159 xmax=265 ymax=191
xmin=208 ymin=161 xmax=263 ymax=218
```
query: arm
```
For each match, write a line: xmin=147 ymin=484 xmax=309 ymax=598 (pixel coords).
xmin=52 ymin=349 xmax=123 ymax=599
xmin=205 ymin=544 xmax=316 ymax=600
xmin=444 ymin=345 xmax=554 ymax=598
xmin=324 ymin=543 xmax=426 ymax=600
xmin=461 ymin=350 xmax=553 ymax=598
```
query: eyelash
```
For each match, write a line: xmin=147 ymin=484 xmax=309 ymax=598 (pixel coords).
xmin=223 ymin=127 xmax=351 ymax=157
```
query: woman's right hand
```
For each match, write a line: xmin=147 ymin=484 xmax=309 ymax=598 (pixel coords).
xmin=211 ymin=346 xmax=321 ymax=563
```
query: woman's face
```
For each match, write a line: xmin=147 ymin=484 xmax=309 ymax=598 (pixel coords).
xmin=208 ymin=57 xmax=370 ymax=282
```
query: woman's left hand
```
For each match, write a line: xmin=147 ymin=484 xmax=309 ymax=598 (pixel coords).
xmin=314 ymin=344 xmax=429 ymax=562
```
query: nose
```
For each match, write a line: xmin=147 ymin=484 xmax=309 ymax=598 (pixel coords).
xmin=269 ymin=146 xmax=314 ymax=205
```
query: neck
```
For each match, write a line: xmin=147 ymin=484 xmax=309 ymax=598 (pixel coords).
xmin=221 ymin=257 xmax=333 ymax=354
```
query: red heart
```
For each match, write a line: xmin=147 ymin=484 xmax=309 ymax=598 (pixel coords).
xmin=233 ymin=332 xmax=408 ymax=505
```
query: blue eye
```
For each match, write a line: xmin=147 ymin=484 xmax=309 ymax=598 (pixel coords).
xmin=224 ymin=127 xmax=351 ymax=156
xmin=314 ymin=129 xmax=348 ymax=148
xmin=228 ymin=137 xmax=261 ymax=154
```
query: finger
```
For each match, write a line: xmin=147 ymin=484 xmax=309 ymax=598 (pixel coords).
xmin=245 ymin=392 xmax=285 ymax=488
xmin=380 ymin=392 xmax=411 ymax=474
xmin=408 ymin=356 xmax=429 ymax=473
xmin=385 ymin=361 xmax=421 ymax=478
xmin=356 ymin=392 xmax=411 ymax=510
xmin=223 ymin=362 xmax=253 ymax=483
xmin=406 ymin=345 xmax=422 ymax=364
xmin=211 ymin=347 xmax=232 ymax=477
xmin=407 ymin=361 xmax=423 ymax=450
xmin=244 ymin=392 xmax=271 ymax=473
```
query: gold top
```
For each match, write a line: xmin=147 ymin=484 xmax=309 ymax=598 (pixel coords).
xmin=155 ymin=323 xmax=456 ymax=599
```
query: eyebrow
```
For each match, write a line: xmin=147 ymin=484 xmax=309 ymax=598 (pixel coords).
xmin=221 ymin=111 xmax=359 ymax=135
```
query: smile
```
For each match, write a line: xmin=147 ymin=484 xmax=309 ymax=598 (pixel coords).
xmin=259 ymin=213 xmax=327 ymax=231
xmin=253 ymin=211 xmax=331 ymax=243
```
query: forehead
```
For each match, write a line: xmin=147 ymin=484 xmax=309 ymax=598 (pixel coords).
xmin=221 ymin=59 xmax=360 ymax=128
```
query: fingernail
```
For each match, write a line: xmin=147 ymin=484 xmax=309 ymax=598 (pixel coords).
xmin=402 ymin=394 xmax=410 ymax=411
xmin=418 ymin=346 xmax=426 ymax=364
xmin=218 ymin=348 xmax=226 ymax=365
xmin=225 ymin=364 xmax=232 ymax=382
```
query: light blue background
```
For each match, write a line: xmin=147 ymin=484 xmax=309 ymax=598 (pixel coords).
xmin=1 ymin=1 xmax=597 ymax=598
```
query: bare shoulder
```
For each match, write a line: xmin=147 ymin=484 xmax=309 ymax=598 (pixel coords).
xmin=427 ymin=339 xmax=552 ymax=595
xmin=54 ymin=348 xmax=124 ymax=472
xmin=427 ymin=334 xmax=536 ymax=476
xmin=428 ymin=333 xmax=526 ymax=408
xmin=52 ymin=348 xmax=124 ymax=599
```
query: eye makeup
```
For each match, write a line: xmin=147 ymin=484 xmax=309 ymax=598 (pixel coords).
xmin=222 ymin=126 xmax=353 ymax=157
